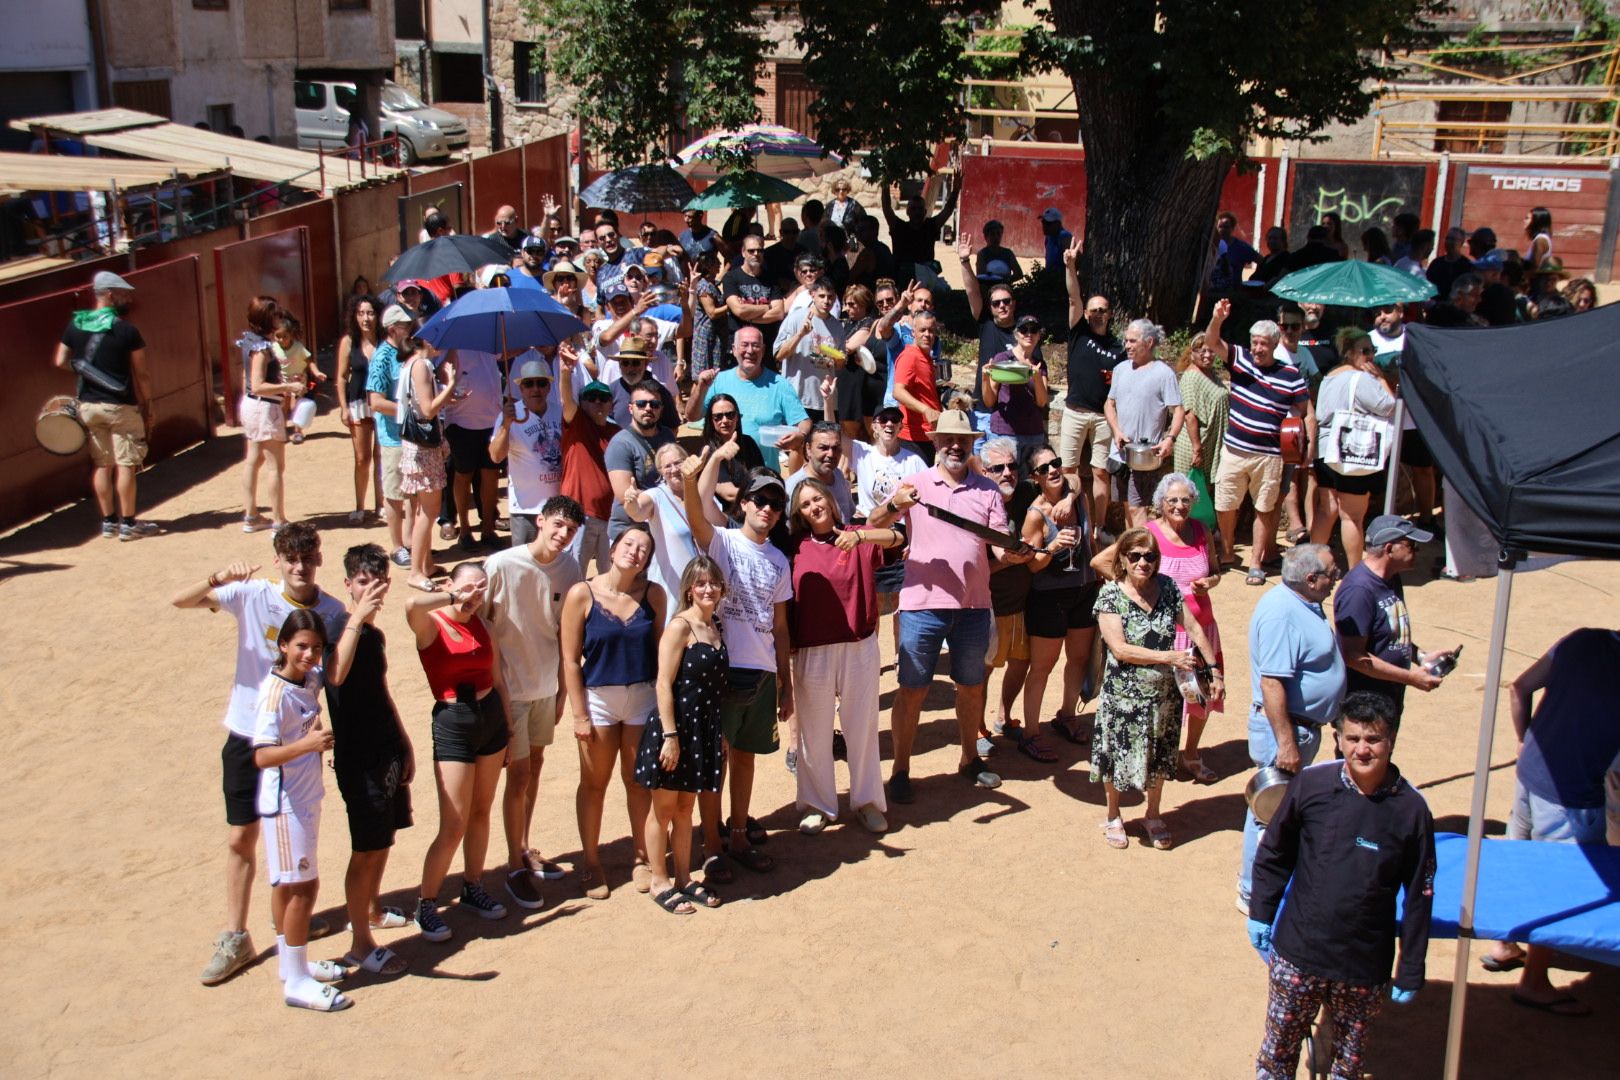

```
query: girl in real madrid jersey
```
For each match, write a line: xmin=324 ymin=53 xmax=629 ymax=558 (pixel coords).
xmin=251 ymin=610 xmax=351 ymax=1012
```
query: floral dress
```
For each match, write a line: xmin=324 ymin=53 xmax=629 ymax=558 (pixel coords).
xmin=1091 ymin=576 xmax=1184 ymax=793
xmin=690 ymin=278 xmax=723 ymax=373
xmin=1173 ymin=366 xmax=1230 ymax=480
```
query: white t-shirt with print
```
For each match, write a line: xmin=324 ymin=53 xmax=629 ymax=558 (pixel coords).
xmin=706 ymin=526 xmax=792 ymax=673
xmin=214 ymin=580 xmax=348 ymax=737
xmin=252 ymin=668 xmax=326 ymax=817
xmin=497 ymin=397 xmax=565 ymax=514
xmin=848 ymin=440 xmax=925 ymax=517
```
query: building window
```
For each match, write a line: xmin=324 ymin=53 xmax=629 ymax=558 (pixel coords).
xmin=433 ymin=52 xmax=485 ymax=104
xmin=514 ymin=42 xmax=546 ymax=103
xmin=396 ymin=0 xmax=424 ymax=39
xmin=207 ymin=103 xmax=236 ymax=134
xmin=193 ymin=0 xmax=228 ymax=9
xmin=330 ymin=0 xmax=369 ymax=10
xmin=1433 ymin=100 xmax=1510 ymax=154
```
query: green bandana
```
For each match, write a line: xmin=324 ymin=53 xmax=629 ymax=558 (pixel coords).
xmin=72 ymin=308 xmax=118 ymax=333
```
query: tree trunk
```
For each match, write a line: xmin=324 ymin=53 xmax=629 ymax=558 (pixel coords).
xmin=1053 ymin=2 xmax=1231 ymax=329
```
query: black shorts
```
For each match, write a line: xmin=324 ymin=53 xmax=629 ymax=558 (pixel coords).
xmin=1399 ymin=428 xmax=1434 ymax=469
xmin=221 ymin=731 xmax=260 ymax=827
xmin=336 ymin=752 xmax=414 ymax=851
xmin=1024 ymin=581 xmax=1101 ymax=639
xmin=1312 ymin=459 xmax=1383 ymax=497
xmin=444 ymin=423 xmax=496 ymax=474
xmin=432 ymin=691 xmax=509 ymax=763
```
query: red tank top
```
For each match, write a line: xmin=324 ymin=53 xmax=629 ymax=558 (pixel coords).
xmin=418 ymin=610 xmax=495 ymax=700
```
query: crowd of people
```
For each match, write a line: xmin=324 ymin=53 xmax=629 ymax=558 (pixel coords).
xmin=52 ymin=185 xmax=1615 ymax=1065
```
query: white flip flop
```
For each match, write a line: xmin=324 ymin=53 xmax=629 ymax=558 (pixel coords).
xmin=285 ymin=982 xmax=353 ymax=1012
xmin=341 ymin=947 xmax=407 ymax=975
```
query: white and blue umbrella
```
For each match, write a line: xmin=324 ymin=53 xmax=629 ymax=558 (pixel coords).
xmin=416 ymin=286 xmax=588 ymax=356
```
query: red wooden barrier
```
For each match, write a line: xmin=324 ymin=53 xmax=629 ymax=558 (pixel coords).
xmin=213 ymin=228 xmax=313 ymax=425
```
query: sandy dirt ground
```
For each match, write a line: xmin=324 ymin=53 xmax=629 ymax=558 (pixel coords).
xmin=2 ymin=401 xmax=1616 ymax=1079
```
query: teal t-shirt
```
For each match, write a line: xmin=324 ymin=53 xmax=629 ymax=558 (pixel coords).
xmin=366 ymin=342 xmax=402 ymax=447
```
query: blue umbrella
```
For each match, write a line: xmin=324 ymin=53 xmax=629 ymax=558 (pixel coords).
xmin=416 ymin=286 xmax=589 ymax=356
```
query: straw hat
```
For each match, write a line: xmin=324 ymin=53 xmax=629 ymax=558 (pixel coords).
xmin=929 ymin=409 xmax=976 ymax=439
xmin=544 ymin=260 xmax=588 ymax=291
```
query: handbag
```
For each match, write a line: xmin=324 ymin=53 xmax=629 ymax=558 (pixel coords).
xmin=1187 ymin=466 xmax=1218 ymax=528
xmin=1323 ymin=372 xmax=1391 ymax=477
xmin=398 ymin=357 xmax=442 ymax=448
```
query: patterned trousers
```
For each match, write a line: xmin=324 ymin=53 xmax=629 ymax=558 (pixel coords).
xmin=1256 ymin=952 xmax=1383 ymax=1080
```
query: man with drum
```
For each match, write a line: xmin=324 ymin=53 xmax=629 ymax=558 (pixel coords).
xmin=51 ymin=270 xmax=159 ymax=540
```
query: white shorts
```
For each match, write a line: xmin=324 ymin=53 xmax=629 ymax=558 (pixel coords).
xmin=345 ymin=398 xmax=373 ymax=423
xmin=586 ymin=682 xmax=656 ymax=727
xmin=263 ymin=808 xmax=320 ymax=885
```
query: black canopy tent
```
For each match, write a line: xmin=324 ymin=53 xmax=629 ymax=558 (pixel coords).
xmin=1399 ymin=306 xmax=1620 ymax=1079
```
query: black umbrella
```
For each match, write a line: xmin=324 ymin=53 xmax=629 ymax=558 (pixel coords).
xmin=578 ymin=164 xmax=697 ymax=214
xmin=381 ymin=234 xmax=517 ymax=284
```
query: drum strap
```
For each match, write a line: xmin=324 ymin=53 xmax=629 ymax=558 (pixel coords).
xmin=71 ymin=331 xmax=130 ymax=397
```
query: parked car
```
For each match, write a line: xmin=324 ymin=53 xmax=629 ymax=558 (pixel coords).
xmin=294 ymin=79 xmax=469 ymax=165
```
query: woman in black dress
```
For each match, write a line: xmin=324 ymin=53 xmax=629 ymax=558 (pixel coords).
xmin=636 ymin=555 xmax=729 ymax=913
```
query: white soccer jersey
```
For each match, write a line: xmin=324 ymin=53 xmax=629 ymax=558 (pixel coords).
xmin=252 ymin=668 xmax=326 ymax=817
xmin=213 ymin=580 xmax=348 ymax=737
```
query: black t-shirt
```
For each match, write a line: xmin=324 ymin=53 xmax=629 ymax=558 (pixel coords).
xmin=721 ymin=267 xmax=781 ymax=353
xmin=1253 ymin=251 xmax=1291 ymax=285
xmin=889 ymin=218 xmax=941 ymax=268
xmin=853 ymin=240 xmax=896 ymax=291
xmin=324 ymin=624 xmax=403 ymax=774
xmin=1425 ymin=255 xmax=1472 ymax=301
xmin=1064 ymin=323 xmax=1122 ymax=413
xmin=762 ymin=241 xmax=798 ymax=291
xmin=60 ymin=318 xmax=145 ymax=405
xmin=1334 ymin=563 xmax=1414 ymax=713
xmin=974 ymin=315 xmax=1045 ymax=410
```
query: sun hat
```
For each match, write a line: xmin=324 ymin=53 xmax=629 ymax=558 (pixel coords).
xmin=930 ymin=409 xmax=977 ymax=439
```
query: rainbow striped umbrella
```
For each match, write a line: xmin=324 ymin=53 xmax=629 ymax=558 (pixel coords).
xmin=674 ymin=124 xmax=843 ymax=181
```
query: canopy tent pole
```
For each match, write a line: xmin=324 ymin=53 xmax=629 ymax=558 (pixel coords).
xmin=1441 ymin=565 xmax=1516 ymax=1080
xmin=1384 ymin=397 xmax=1407 ymax=516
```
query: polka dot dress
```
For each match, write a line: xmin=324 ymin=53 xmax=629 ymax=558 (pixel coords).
xmin=635 ymin=628 xmax=729 ymax=793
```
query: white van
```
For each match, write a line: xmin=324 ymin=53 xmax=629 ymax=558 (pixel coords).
xmin=294 ymin=79 xmax=469 ymax=165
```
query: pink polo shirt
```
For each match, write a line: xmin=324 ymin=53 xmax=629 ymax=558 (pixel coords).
xmin=897 ymin=467 xmax=1009 ymax=611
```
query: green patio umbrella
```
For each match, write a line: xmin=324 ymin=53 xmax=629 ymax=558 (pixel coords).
xmin=1271 ymin=260 xmax=1437 ymax=307
xmin=684 ymin=170 xmax=805 ymax=211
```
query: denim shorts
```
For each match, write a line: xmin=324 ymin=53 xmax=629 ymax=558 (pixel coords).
xmin=898 ymin=608 xmax=992 ymax=689
xmin=1508 ymin=781 xmax=1606 ymax=845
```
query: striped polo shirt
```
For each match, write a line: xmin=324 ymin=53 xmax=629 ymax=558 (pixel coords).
xmin=1223 ymin=345 xmax=1308 ymax=456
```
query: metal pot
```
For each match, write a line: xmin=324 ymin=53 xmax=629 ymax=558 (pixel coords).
xmin=1126 ymin=442 xmax=1161 ymax=472
xmin=1245 ymin=765 xmax=1296 ymax=826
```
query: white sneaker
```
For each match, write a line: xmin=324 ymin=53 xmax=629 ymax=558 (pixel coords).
xmin=855 ymin=804 xmax=888 ymax=834
xmin=799 ymin=811 xmax=829 ymax=835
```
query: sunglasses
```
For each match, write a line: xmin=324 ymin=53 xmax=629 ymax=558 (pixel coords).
xmin=496 ymin=218 xmax=517 ymax=226
xmin=519 ymin=379 xmax=552 ymax=389
xmin=710 ymin=410 xmax=738 ymax=420
xmin=631 ymin=400 xmax=662 ymax=410
xmin=582 ymin=393 xmax=612 ymax=404
xmin=598 ymin=230 xmax=618 ymax=239
xmin=1308 ymin=567 xmax=1343 ymax=582
xmin=989 ymin=298 xmax=1015 ymax=307
xmin=985 ymin=462 xmax=1017 ymax=474
xmin=1279 ymin=322 xmax=1303 ymax=331
xmin=1087 ymin=308 xmax=1110 ymax=316
xmin=743 ymin=246 xmax=764 ymax=255
xmin=1125 ymin=551 xmax=1158 ymax=564
xmin=750 ymin=498 xmax=786 ymax=513
xmin=1031 ymin=461 xmax=1063 ymax=475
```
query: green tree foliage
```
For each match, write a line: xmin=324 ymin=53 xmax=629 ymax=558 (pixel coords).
xmin=796 ymin=1 xmax=998 ymax=183
xmin=523 ymin=0 xmax=766 ymax=169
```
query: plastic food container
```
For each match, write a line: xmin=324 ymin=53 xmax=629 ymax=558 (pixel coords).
xmin=756 ymin=424 xmax=796 ymax=446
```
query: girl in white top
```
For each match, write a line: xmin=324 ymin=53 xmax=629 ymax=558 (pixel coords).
xmin=251 ymin=609 xmax=349 ymax=1011
xmin=1309 ymin=328 xmax=1397 ymax=567
xmin=1523 ymin=207 xmax=1553 ymax=270
xmin=622 ymin=442 xmax=697 ymax=627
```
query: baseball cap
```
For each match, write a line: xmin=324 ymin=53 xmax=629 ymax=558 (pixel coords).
xmin=555 ymin=235 xmax=580 ymax=248
xmin=581 ymin=380 xmax=613 ymax=400
xmin=381 ymin=304 xmax=414 ymax=328
xmin=874 ymin=405 xmax=903 ymax=423
xmin=1015 ymin=314 xmax=1043 ymax=333
xmin=398 ymin=280 xmax=424 ymax=294
xmin=1474 ymin=249 xmax=1506 ymax=270
xmin=977 ymin=258 xmax=1013 ymax=283
xmin=1040 ymin=208 xmax=1063 ymax=223
xmin=602 ymin=282 xmax=630 ymax=303
xmin=92 ymin=270 xmax=134 ymax=292
xmin=1364 ymin=514 xmax=1434 ymax=547
xmin=743 ymin=474 xmax=787 ymax=500
xmin=521 ymin=235 xmax=546 ymax=251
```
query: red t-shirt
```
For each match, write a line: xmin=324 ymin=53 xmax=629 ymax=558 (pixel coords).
xmin=785 ymin=528 xmax=892 ymax=648
xmin=561 ymin=409 xmax=618 ymax=519
xmin=894 ymin=343 xmax=940 ymax=442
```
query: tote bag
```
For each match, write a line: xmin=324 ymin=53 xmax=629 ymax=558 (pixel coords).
xmin=1323 ymin=372 xmax=1391 ymax=477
